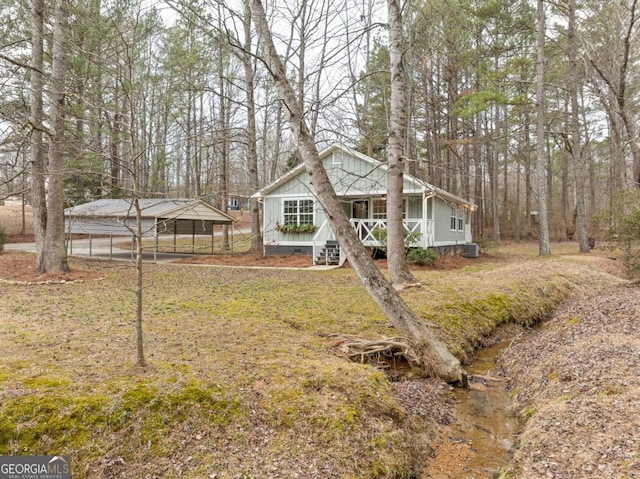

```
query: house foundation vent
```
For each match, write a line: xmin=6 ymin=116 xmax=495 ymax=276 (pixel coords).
xmin=463 ymin=243 xmax=480 ymax=258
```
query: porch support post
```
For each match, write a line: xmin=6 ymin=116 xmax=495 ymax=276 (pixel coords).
xmin=422 ymin=195 xmax=428 ymax=248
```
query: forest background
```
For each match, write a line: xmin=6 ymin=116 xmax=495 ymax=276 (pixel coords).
xmin=0 ymin=0 xmax=639 ymax=246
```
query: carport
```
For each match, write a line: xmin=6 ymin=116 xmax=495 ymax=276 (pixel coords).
xmin=64 ymin=198 xmax=235 ymax=261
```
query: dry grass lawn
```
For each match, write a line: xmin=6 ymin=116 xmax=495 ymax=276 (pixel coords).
xmin=0 ymin=202 xmax=630 ymax=478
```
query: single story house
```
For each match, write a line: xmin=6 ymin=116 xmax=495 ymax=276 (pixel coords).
xmin=252 ymin=143 xmax=476 ymax=265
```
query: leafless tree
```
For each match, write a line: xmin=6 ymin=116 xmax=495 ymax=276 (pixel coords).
xmin=568 ymin=0 xmax=590 ymax=252
xmin=30 ymin=0 xmax=70 ymax=274
xmin=536 ymin=0 xmax=551 ymax=256
xmin=251 ymin=0 xmax=465 ymax=383
xmin=386 ymin=0 xmax=419 ymax=288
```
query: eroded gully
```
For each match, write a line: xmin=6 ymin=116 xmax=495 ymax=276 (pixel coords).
xmin=422 ymin=339 xmax=522 ymax=479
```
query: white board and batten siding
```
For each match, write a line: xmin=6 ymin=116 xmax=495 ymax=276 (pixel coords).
xmin=257 ymin=144 xmax=476 ymax=252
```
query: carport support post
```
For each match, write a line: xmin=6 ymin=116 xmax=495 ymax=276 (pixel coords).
xmin=131 ymin=235 xmax=134 ymax=260
xmin=89 ymin=234 xmax=92 ymax=257
xmin=154 ymin=219 xmax=158 ymax=263
xmin=110 ymin=235 xmax=113 ymax=260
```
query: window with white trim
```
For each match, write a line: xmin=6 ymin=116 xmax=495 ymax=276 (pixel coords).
xmin=283 ymin=199 xmax=314 ymax=225
xmin=450 ymin=207 xmax=457 ymax=231
xmin=458 ymin=209 xmax=464 ymax=231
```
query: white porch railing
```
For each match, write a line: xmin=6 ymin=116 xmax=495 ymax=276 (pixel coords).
xmin=350 ymin=218 xmax=434 ymax=248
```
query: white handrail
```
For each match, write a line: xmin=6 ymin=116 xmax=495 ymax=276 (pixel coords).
xmin=313 ymin=218 xmax=434 ymax=265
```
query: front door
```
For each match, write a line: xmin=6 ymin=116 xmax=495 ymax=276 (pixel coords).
xmin=352 ymin=200 xmax=369 ymax=239
xmin=352 ymin=200 xmax=369 ymax=220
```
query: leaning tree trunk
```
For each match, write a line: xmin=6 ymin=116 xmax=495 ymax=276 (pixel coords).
xmin=387 ymin=0 xmax=419 ymax=288
xmin=251 ymin=0 xmax=464 ymax=383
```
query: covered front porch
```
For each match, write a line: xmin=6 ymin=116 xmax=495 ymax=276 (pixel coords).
xmin=312 ymin=217 xmax=435 ymax=266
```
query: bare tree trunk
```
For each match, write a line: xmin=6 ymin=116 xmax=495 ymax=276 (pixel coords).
xmin=490 ymin=106 xmax=501 ymax=245
xmin=536 ymin=0 xmax=551 ymax=256
xmin=270 ymin=100 xmax=283 ymax=183
xmin=251 ymin=0 xmax=464 ymax=384
xmin=525 ymin=115 xmax=532 ymax=239
xmin=42 ymin=0 xmax=70 ymax=274
xmin=133 ymin=198 xmax=147 ymax=367
xmin=30 ymin=0 xmax=47 ymax=271
xmin=568 ymin=0 xmax=589 ymax=252
xmin=217 ymin=11 xmax=230 ymax=250
xmin=244 ymin=0 xmax=262 ymax=254
xmin=387 ymin=0 xmax=418 ymax=288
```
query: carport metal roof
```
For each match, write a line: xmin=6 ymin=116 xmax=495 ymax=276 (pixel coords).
xmin=65 ymin=198 xmax=234 ymax=227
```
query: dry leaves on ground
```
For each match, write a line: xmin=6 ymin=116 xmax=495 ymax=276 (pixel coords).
xmin=501 ymin=282 xmax=640 ymax=479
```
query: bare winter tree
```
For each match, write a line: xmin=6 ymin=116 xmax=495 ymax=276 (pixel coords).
xmin=386 ymin=0 xmax=420 ymax=289
xmin=587 ymin=0 xmax=640 ymax=188
xmin=536 ymin=0 xmax=551 ymax=256
xmin=242 ymin=0 xmax=262 ymax=254
xmin=568 ymin=0 xmax=590 ymax=252
xmin=30 ymin=0 xmax=71 ymax=274
xmin=251 ymin=0 xmax=465 ymax=383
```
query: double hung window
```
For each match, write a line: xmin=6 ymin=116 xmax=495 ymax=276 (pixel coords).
xmin=283 ymin=199 xmax=314 ymax=225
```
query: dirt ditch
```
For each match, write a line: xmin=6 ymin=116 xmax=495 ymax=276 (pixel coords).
xmin=421 ymin=339 xmax=522 ymax=479
xmin=422 ymin=278 xmax=640 ymax=479
xmin=498 ymin=281 xmax=640 ymax=478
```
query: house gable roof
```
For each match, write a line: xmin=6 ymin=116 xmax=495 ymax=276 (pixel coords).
xmin=253 ymin=143 xmax=475 ymax=209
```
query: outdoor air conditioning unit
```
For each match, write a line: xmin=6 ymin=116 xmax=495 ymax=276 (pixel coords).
xmin=463 ymin=243 xmax=480 ymax=258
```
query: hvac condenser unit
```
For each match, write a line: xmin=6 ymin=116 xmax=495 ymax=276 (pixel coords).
xmin=463 ymin=243 xmax=480 ymax=258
